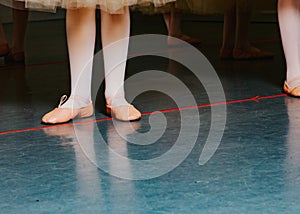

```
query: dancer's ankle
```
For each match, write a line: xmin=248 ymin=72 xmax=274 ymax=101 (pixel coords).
xmin=106 ymin=96 xmax=129 ymax=107
xmin=60 ymin=95 xmax=92 ymax=109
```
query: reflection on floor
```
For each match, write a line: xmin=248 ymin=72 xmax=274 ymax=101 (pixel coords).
xmin=1 ymin=12 xmax=300 ymax=213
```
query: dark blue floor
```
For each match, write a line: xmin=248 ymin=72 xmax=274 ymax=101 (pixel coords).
xmin=1 ymin=14 xmax=300 ymax=213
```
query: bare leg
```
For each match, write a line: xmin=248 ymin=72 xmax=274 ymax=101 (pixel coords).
xmin=232 ymin=0 xmax=274 ymax=59
xmin=164 ymin=7 xmax=200 ymax=45
xmin=220 ymin=0 xmax=236 ymax=58
xmin=234 ymin=0 xmax=253 ymax=50
xmin=0 ymin=18 xmax=9 ymax=56
xmin=0 ymin=19 xmax=7 ymax=46
xmin=11 ymin=9 xmax=28 ymax=54
xmin=164 ymin=8 xmax=182 ymax=37
xmin=4 ymin=9 xmax=29 ymax=64
xmin=221 ymin=0 xmax=274 ymax=59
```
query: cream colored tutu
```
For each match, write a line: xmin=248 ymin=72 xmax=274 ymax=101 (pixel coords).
xmin=1 ymin=0 xmax=176 ymax=13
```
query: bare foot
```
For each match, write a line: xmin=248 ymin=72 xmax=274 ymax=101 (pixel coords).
xmin=233 ymin=46 xmax=274 ymax=60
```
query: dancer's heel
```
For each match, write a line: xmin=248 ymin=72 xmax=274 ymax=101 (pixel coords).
xmin=42 ymin=95 xmax=94 ymax=124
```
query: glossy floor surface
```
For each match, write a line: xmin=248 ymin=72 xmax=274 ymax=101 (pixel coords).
xmin=1 ymin=12 xmax=300 ymax=213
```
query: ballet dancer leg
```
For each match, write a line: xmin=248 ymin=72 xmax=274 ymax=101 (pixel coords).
xmin=101 ymin=7 xmax=141 ymax=121
xmin=5 ymin=9 xmax=29 ymax=64
xmin=233 ymin=0 xmax=274 ymax=59
xmin=42 ymin=8 xmax=95 ymax=124
xmin=279 ymin=0 xmax=300 ymax=96
xmin=163 ymin=6 xmax=201 ymax=45
xmin=220 ymin=0 xmax=237 ymax=59
xmin=0 ymin=18 xmax=9 ymax=56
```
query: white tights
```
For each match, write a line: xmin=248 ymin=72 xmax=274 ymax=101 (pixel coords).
xmin=62 ymin=7 xmax=130 ymax=108
xmin=278 ymin=0 xmax=300 ymax=86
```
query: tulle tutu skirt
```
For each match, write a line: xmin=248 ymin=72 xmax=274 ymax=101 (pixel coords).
xmin=0 ymin=0 xmax=176 ymax=13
